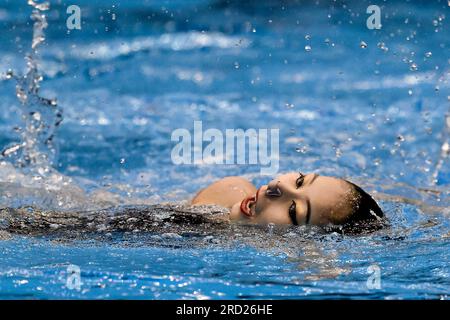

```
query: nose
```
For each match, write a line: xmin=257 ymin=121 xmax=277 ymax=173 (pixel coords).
xmin=265 ymin=180 xmax=282 ymax=197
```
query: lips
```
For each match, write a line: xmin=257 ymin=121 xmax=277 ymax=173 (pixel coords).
xmin=239 ymin=186 xmax=263 ymax=217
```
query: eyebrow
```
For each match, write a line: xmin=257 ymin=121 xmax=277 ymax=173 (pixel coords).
xmin=309 ymin=174 xmax=319 ymax=185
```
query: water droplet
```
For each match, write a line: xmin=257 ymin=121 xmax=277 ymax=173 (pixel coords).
xmin=16 ymin=88 xmax=27 ymax=103
xmin=442 ymin=142 xmax=450 ymax=154
xmin=304 ymin=45 xmax=312 ymax=52
xmin=360 ymin=41 xmax=368 ymax=49
xmin=2 ymin=144 xmax=21 ymax=157
xmin=295 ymin=146 xmax=308 ymax=153
xmin=377 ymin=42 xmax=388 ymax=52
xmin=410 ymin=63 xmax=418 ymax=71
xmin=32 ymin=112 xmax=41 ymax=121
xmin=285 ymin=103 xmax=295 ymax=109
xmin=5 ymin=69 xmax=13 ymax=79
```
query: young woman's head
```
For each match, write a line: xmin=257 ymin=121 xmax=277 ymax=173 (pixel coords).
xmin=230 ymin=172 xmax=383 ymax=226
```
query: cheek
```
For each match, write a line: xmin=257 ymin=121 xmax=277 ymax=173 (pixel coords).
xmin=229 ymin=202 xmax=243 ymax=221
xmin=256 ymin=204 xmax=291 ymax=225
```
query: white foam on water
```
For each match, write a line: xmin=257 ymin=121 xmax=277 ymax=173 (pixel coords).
xmin=66 ymin=32 xmax=249 ymax=60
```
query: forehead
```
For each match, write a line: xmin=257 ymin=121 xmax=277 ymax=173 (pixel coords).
xmin=278 ymin=172 xmax=302 ymax=180
xmin=278 ymin=172 xmax=349 ymax=190
xmin=307 ymin=176 xmax=354 ymax=214
xmin=312 ymin=175 xmax=350 ymax=193
xmin=278 ymin=173 xmax=353 ymax=204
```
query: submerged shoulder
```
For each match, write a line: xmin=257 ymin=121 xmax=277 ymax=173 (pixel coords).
xmin=191 ymin=176 xmax=256 ymax=208
xmin=211 ymin=176 xmax=255 ymax=189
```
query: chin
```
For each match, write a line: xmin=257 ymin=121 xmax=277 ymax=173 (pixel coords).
xmin=230 ymin=202 xmax=250 ymax=221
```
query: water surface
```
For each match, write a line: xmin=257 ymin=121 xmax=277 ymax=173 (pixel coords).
xmin=0 ymin=0 xmax=449 ymax=299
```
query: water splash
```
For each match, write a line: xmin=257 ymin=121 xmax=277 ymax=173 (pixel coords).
xmin=1 ymin=0 xmax=62 ymax=174
xmin=0 ymin=1 xmax=150 ymax=210
xmin=432 ymin=110 xmax=450 ymax=185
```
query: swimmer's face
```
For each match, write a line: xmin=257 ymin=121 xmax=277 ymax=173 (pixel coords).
xmin=230 ymin=173 xmax=356 ymax=225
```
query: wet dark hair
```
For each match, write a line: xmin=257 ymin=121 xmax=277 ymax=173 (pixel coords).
xmin=323 ymin=181 xmax=386 ymax=235
xmin=346 ymin=181 xmax=384 ymax=222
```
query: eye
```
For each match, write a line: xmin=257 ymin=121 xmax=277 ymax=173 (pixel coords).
xmin=295 ymin=172 xmax=305 ymax=189
xmin=289 ymin=200 xmax=298 ymax=225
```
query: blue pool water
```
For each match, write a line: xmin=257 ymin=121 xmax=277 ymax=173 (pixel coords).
xmin=0 ymin=0 xmax=449 ymax=299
